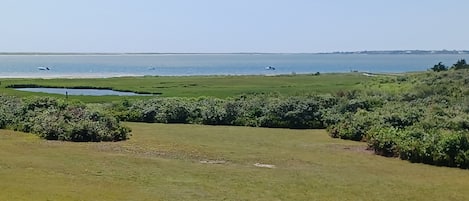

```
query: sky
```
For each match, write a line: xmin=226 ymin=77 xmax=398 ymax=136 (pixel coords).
xmin=0 ymin=0 xmax=468 ymax=53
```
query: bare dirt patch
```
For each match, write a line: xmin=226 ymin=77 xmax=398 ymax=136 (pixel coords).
xmin=199 ymin=160 xmax=227 ymax=164
xmin=326 ymin=144 xmax=374 ymax=154
xmin=254 ymin=163 xmax=276 ymax=168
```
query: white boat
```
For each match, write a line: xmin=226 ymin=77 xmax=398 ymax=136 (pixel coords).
xmin=38 ymin=67 xmax=50 ymax=70
xmin=265 ymin=66 xmax=276 ymax=70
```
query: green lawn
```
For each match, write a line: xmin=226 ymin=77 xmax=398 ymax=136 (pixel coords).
xmin=1 ymin=123 xmax=468 ymax=201
xmin=0 ymin=73 xmax=369 ymax=102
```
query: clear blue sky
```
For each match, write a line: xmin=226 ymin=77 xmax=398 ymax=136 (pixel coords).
xmin=1 ymin=0 xmax=468 ymax=53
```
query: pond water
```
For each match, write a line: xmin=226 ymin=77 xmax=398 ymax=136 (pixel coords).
xmin=15 ymin=88 xmax=150 ymax=96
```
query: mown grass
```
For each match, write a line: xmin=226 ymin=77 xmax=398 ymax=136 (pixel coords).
xmin=1 ymin=123 xmax=469 ymax=201
xmin=0 ymin=73 xmax=368 ymax=102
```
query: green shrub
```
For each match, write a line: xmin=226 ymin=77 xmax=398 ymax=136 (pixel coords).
xmin=366 ymin=126 xmax=402 ymax=157
xmin=434 ymin=133 xmax=469 ymax=168
xmin=397 ymin=127 xmax=440 ymax=164
xmin=109 ymin=94 xmax=334 ymax=129
xmin=0 ymin=95 xmax=130 ymax=142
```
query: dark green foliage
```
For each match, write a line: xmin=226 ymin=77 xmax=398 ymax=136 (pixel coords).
xmin=156 ymin=98 xmax=192 ymax=123
xmin=198 ymin=98 xmax=229 ymax=125
xmin=65 ymin=111 xmax=130 ymax=142
xmin=451 ymin=59 xmax=469 ymax=70
xmin=430 ymin=62 xmax=447 ymax=72
xmin=0 ymin=116 xmax=5 ymax=129
xmin=380 ymin=104 xmax=424 ymax=129
xmin=0 ymin=95 xmax=22 ymax=129
xmin=327 ymin=109 xmax=376 ymax=141
xmin=325 ymin=67 xmax=469 ymax=169
xmin=0 ymin=95 xmax=130 ymax=142
xmin=367 ymin=126 xmax=401 ymax=157
xmin=109 ymin=94 xmax=334 ymax=129
xmin=260 ymin=97 xmax=323 ymax=128
xmin=397 ymin=127 xmax=440 ymax=163
xmin=340 ymin=99 xmax=372 ymax=113
xmin=228 ymin=95 xmax=268 ymax=127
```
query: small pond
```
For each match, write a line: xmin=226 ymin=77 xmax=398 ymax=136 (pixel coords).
xmin=15 ymin=88 xmax=151 ymax=96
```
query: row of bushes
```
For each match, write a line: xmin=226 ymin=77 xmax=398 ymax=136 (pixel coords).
xmin=0 ymin=96 xmax=130 ymax=142
xmin=108 ymin=94 xmax=337 ymax=129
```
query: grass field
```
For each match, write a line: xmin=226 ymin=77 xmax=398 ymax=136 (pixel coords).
xmin=1 ymin=123 xmax=469 ymax=201
xmin=0 ymin=73 xmax=369 ymax=102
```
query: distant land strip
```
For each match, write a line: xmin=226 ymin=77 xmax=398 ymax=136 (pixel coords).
xmin=0 ymin=50 xmax=468 ymax=56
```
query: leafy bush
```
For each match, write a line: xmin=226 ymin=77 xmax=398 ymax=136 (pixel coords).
xmin=397 ymin=127 xmax=440 ymax=164
xmin=451 ymin=59 xmax=469 ymax=70
xmin=198 ymin=98 xmax=229 ymax=125
xmin=0 ymin=96 xmax=21 ymax=128
xmin=366 ymin=126 xmax=401 ymax=157
xmin=108 ymin=94 xmax=334 ymax=129
xmin=430 ymin=62 xmax=448 ymax=72
xmin=0 ymin=95 xmax=130 ymax=142
xmin=260 ymin=97 xmax=324 ymax=128
xmin=323 ymin=68 xmax=469 ymax=169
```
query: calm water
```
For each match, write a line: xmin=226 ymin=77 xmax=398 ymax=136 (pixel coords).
xmin=15 ymin=88 xmax=148 ymax=96
xmin=0 ymin=54 xmax=468 ymax=78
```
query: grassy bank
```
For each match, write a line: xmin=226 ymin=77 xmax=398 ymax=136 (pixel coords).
xmin=0 ymin=73 xmax=369 ymax=102
xmin=1 ymin=123 xmax=469 ymax=200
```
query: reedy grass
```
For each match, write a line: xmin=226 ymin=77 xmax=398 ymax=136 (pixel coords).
xmin=0 ymin=73 xmax=368 ymax=103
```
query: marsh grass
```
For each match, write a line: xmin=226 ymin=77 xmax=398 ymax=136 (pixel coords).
xmin=1 ymin=123 xmax=469 ymax=200
xmin=0 ymin=73 xmax=368 ymax=102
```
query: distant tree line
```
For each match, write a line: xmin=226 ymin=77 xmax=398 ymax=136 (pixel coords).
xmin=430 ymin=59 xmax=469 ymax=72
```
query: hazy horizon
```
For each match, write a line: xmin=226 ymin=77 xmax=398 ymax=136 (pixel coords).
xmin=1 ymin=50 xmax=468 ymax=54
xmin=1 ymin=0 xmax=468 ymax=53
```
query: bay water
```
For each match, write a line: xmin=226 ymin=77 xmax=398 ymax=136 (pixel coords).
xmin=0 ymin=53 xmax=468 ymax=78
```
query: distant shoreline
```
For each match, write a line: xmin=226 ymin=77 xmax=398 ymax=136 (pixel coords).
xmin=0 ymin=53 xmax=466 ymax=79
xmin=0 ymin=73 xmax=143 ymax=79
xmin=1 ymin=50 xmax=469 ymax=56
xmin=0 ymin=73 xmax=297 ymax=79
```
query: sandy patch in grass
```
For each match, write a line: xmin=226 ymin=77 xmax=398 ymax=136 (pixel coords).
xmin=254 ymin=163 xmax=276 ymax=168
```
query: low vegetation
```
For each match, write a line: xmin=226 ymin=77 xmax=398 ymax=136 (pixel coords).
xmin=327 ymin=67 xmax=469 ymax=169
xmin=4 ymin=58 xmax=469 ymax=199
xmin=2 ymin=62 xmax=469 ymax=168
xmin=0 ymin=73 xmax=365 ymax=142
xmin=107 ymin=94 xmax=335 ymax=129
xmin=430 ymin=59 xmax=469 ymax=72
xmin=2 ymin=123 xmax=469 ymax=200
xmin=89 ymin=64 xmax=469 ymax=169
xmin=0 ymin=73 xmax=367 ymax=102
xmin=101 ymin=63 xmax=469 ymax=169
xmin=0 ymin=96 xmax=130 ymax=142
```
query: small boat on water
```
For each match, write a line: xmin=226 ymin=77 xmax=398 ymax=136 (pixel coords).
xmin=265 ymin=66 xmax=276 ymax=70
xmin=38 ymin=67 xmax=50 ymax=70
